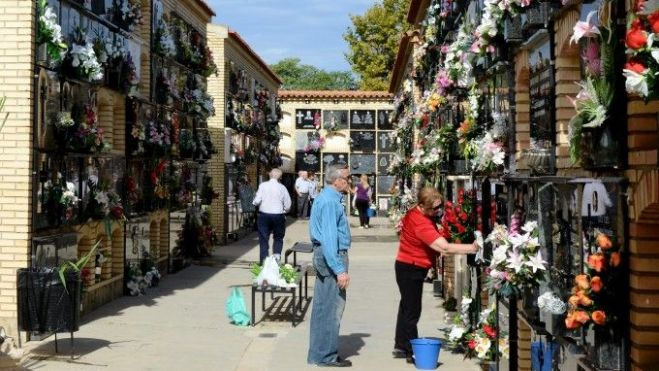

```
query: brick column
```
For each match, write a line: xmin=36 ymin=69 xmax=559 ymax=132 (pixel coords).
xmin=0 ymin=0 xmax=36 ymax=338
xmin=514 ymin=50 xmax=530 ymax=171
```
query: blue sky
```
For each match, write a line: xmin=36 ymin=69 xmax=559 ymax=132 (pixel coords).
xmin=206 ymin=0 xmax=375 ymax=72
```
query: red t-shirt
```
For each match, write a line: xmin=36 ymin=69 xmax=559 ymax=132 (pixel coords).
xmin=396 ymin=207 xmax=442 ymax=269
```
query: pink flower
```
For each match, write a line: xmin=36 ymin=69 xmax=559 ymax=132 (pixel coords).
xmin=470 ymin=41 xmax=482 ymax=53
xmin=570 ymin=11 xmax=600 ymax=44
xmin=440 ymin=45 xmax=449 ymax=53
xmin=487 ymin=45 xmax=496 ymax=53
xmin=520 ymin=0 xmax=531 ymax=6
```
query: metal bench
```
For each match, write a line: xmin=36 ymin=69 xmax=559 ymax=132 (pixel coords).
xmin=284 ymin=241 xmax=314 ymax=266
xmin=250 ymin=264 xmax=311 ymax=327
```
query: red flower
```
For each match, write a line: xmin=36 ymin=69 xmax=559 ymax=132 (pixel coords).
xmin=625 ymin=59 xmax=647 ymax=74
xmin=468 ymin=340 xmax=476 ymax=349
xmin=483 ymin=325 xmax=497 ymax=338
xmin=459 ymin=212 xmax=468 ymax=221
xmin=649 ymin=11 xmax=659 ymax=33
xmin=457 ymin=224 xmax=466 ymax=234
xmin=626 ymin=19 xmax=648 ymax=50
xmin=111 ymin=206 xmax=125 ymax=220
xmin=150 ymin=171 xmax=158 ymax=185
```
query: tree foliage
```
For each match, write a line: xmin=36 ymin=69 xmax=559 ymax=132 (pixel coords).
xmin=344 ymin=0 xmax=410 ymax=91
xmin=270 ymin=58 xmax=357 ymax=90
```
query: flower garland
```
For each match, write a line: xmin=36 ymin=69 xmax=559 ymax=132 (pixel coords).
xmin=484 ymin=221 xmax=547 ymax=298
xmin=36 ymin=0 xmax=67 ymax=62
xmin=624 ymin=0 xmax=659 ymax=99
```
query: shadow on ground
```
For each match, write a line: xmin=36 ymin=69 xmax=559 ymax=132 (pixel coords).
xmin=339 ymin=333 xmax=370 ymax=359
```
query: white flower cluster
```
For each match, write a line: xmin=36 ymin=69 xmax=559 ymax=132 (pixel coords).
xmin=41 ymin=7 xmax=65 ymax=46
xmin=537 ymin=291 xmax=567 ymax=315
xmin=70 ymin=40 xmax=104 ymax=81
xmin=471 ymin=132 xmax=505 ymax=172
xmin=443 ymin=22 xmax=475 ymax=88
xmin=157 ymin=20 xmax=176 ymax=57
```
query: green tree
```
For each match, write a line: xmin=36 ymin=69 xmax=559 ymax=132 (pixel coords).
xmin=270 ymin=58 xmax=357 ymax=90
xmin=344 ymin=0 xmax=411 ymax=91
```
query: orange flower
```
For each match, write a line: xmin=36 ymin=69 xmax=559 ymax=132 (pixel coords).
xmin=565 ymin=312 xmax=583 ymax=330
xmin=592 ymin=310 xmax=606 ymax=325
xmin=609 ymin=252 xmax=621 ymax=267
xmin=596 ymin=232 xmax=613 ymax=250
xmin=590 ymin=276 xmax=603 ymax=293
xmin=587 ymin=253 xmax=606 ymax=273
xmin=574 ymin=310 xmax=590 ymax=324
xmin=577 ymin=291 xmax=594 ymax=307
xmin=568 ymin=295 xmax=580 ymax=307
xmin=575 ymin=274 xmax=590 ymax=290
xmin=458 ymin=120 xmax=472 ymax=136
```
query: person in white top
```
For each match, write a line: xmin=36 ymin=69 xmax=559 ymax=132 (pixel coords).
xmin=307 ymin=171 xmax=320 ymax=217
xmin=253 ymin=168 xmax=292 ymax=264
xmin=295 ymin=171 xmax=311 ymax=219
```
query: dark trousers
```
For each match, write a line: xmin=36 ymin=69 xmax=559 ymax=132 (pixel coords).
xmin=307 ymin=198 xmax=314 ymax=217
xmin=257 ymin=212 xmax=286 ymax=264
xmin=394 ymin=260 xmax=427 ymax=355
xmin=355 ymin=199 xmax=370 ymax=226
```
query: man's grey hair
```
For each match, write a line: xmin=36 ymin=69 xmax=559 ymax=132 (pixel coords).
xmin=269 ymin=168 xmax=283 ymax=180
xmin=325 ymin=164 xmax=348 ymax=185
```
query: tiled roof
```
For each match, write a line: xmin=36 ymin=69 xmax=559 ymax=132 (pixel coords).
xmin=278 ymin=90 xmax=392 ymax=100
xmin=228 ymin=31 xmax=282 ymax=85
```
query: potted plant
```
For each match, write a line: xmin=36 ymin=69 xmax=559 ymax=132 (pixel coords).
xmin=17 ymin=241 xmax=99 ymax=334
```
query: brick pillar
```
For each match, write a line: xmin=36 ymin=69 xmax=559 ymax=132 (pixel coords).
xmin=514 ymin=51 xmax=530 ymax=171
xmin=97 ymin=89 xmax=114 ymax=150
xmin=518 ymin=316 xmax=533 ymax=371
xmin=0 ymin=0 xmax=36 ymax=338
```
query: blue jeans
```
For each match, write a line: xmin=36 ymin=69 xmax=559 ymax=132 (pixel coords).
xmin=307 ymin=247 xmax=348 ymax=365
xmin=257 ymin=213 xmax=286 ymax=263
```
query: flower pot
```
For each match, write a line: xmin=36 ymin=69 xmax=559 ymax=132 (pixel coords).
xmin=17 ymin=269 xmax=81 ymax=333
xmin=37 ymin=44 xmax=49 ymax=66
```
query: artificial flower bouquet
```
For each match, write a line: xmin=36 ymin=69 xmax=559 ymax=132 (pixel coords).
xmin=42 ymin=178 xmax=79 ymax=225
xmin=440 ymin=189 xmax=480 ymax=243
xmin=484 ymin=221 xmax=547 ymax=298
xmin=144 ymin=120 xmax=171 ymax=156
xmin=36 ymin=0 xmax=67 ymax=62
xmin=624 ymin=0 xmax=659 ymax=99
xmin=463 ymin=305 xmax=509 ymax=362
xmin=63 ymin=29 xmax=104 ymax=82
xmin=111 ymin=0 xmax=143 ymax=32
xmin=304 ymin=130 xmax=325 ymax=153
xmin=54 ymin=106 xmax=109 ymax=153
xmin=564 ymin=229 xmax=622 ymax=330
xmin=85 ymin=179 xmax=125 ymax=222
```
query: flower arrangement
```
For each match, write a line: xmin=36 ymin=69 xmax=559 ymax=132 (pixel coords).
xmin=567 ymin=7 xmax=616 ymax=164
xmin=183 ymin=88 xmax=215 ymax=118
xmin=564 ymin=230 xmax=621 ymax=330
xmin=179 ymin=129 xmax=196 ymax=158
xmin=43 ymin=178 xmax=78 ymax=224
xmin=130 ymin=120 xmax=146 ymax=155
xmin=463 ymin=304 xmax=509 ymax=361
xmin=199 ymin=45 xmax=218 ymax=77
xmin=149 ymin=160 xmax=169 ymax=201
xmin=85 ymin=179 xmax=125 ymax=221
xmin=471 ymin=132 xmax=505 ymax=172
xmin=36 ymin=0 xmax=67 ymax=62
xmin=440 ymin=189 xmax=480 ymax=243
xmin=93 ymin=33 xmax=126 ymax=67
xmin=54 ymin=105 xmax=109 ymax=153
xmin=388 ymin=183 xmax=416 ymax=232
xmin=111 ymin=0 xmax=143 ymax=32
xmin=144 ymin=120 xmax=171 ymax=156
xmin=154 ymin=18 xmax=176 ymax=58
xmin=66 ymin=35 xmax=104 ymax=82
xmin=304 ymin=130 xmax=325 ymax=153
xmin=484 ymin=221 xmax=547 ymax=298
xmin=121 ymin=53 xmax=140 ymax=95
xmin=624 ymin=0 xmax=659 ymax=99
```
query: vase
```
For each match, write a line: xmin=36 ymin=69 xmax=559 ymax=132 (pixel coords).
xmin=479 ymin=361 xmax=496 ymax=371
xmin=37 ymin=43 xmax=49 ymax=66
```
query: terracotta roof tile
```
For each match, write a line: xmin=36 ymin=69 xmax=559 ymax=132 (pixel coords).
xmin=278 ymin=90 xmax=392 ymax=100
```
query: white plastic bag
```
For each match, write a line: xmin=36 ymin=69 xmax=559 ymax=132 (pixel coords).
xmin=474 ymin=231 xmax=484 ymax=264
xmin=256 ymin=256 xmax=284 ymax=286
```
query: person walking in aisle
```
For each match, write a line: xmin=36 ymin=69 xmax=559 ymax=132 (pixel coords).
xmin=307 ymin=171 xmax=320 ymax=217
xmin=295 ymin=170 xmax=311 ymax=219
xmin=353 ymin=174 xmax=372 ymax=229
xmin=392 ymin=187 xmax=478 ymax=363
xmin=252 ymin=168 xmax=291 ymax=264
xmin=307 ymin=164 xmax=353 ymax=368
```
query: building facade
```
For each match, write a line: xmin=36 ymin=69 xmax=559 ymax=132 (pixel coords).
xmin=390 ymin=0 xmax=659 ymax=370
xmin=278 ymin=90 xmax=394 ymax=214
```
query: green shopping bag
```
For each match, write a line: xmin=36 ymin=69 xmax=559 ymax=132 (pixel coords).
xmin=225 ymin=287 xmax=250 ymax=326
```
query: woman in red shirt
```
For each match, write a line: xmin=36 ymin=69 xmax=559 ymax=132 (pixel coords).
xmin=393 ymin=187 xmax=477 ymax=362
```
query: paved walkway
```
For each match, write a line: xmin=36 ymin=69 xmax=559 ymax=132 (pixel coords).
xmin=19 ymin=217 xmax=480 ymax=371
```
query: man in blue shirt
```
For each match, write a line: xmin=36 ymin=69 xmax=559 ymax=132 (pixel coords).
xmin=307 ymin=164 xmax=352 ymax=368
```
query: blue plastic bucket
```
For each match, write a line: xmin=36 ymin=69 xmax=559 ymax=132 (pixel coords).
xmin=410 ymin=338 xmax=442 ymax=370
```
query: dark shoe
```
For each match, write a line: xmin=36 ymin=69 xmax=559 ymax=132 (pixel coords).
xmin=392 ymin=349 xmax=409 ymax=359
xmin=405 ymin=356 xmax=414 ymax=364
xmin=317 ymin=357 xmax=352 ymax=367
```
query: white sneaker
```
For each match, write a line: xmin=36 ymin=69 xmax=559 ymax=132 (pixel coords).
xmin=358 ymin=226 xmax=364 ymax=229
xmin=365 ymin=225 xmax=370 ymax=229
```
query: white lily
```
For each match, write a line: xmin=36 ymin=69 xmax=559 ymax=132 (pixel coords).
xmin=623 ymin=68 xmax=649 ymax=97
xmin=506 ymin=250 xmax=525 ymax=273
xmin=570 ymin=11 xmax=600 ymax=44
xmin=524 ymin=250 xmax=547 ymax=273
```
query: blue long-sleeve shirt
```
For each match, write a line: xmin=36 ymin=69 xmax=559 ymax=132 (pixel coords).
xmin=309 ymin=187 xmax=351 ymax=275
